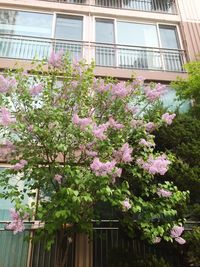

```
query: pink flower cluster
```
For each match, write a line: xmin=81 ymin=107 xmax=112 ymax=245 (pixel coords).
xmin=170 ymin=225 xmax=186 ymax=245
xmin=54 ymin=174 xmax=62 ymax=184
xmin=0 ymin=107 xmax=16 ymax=126
xmin=125 ymin=104 xmax=139 ymax=114
xmin=137 ymin=155 xmax=171 ymax=175
xmin=93 ymin=123 xmax=108 ymax=140
xmin=72 ymin=114 xmax=92 ymax=130
xmin=90 ymin=158 xmax=116 ymax=177
xmin=108 ymin=117 xmax=124 ymax=130
xmin=157 ymin=188 xmax=172 ymax=197
xmin=153 ymin=237 xmax=161 ymax=244
xmin=113 ymin=143 xmax=133 ymax=163
xmin=145 ymin=122 xmax=156 ymax=132
xmin=11 ymin=159 xmax=28 ymax=171
xmin=48 ymin=50 xmax=64 ymax=68
xmin=139 ymin=139 xmax=155 ymax=148
xmin=6 ymin=209 xmax=25 ymax=234
xmin=131 ymin=119 xmax=144 ymax=129
xmin=111 ymin=82 xmax=131 ymax=98
xmin=162 ymin=113 xmax=176 ymax=125
xmin=0 ymin=140 xmax=15 ymax=158
xmin=144 ymin=83 xmax=167 ymax=102
xmin=29 ymin=83 xmax=43 ymax=96
xmin=122 ymin=198 xmax=131 ymax=211
xmin=0 ymin=75 xmax=17 ymax=93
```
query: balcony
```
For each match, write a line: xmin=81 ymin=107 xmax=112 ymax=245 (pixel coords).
xmin=40 ymin=0 xmax=177 ymax=14
xmin=0 ymin=34 xmax=185 ymax=72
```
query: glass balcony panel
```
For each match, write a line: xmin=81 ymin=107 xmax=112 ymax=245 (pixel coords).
xmin=95 ymin=46 xmax=115 ymax=67
xmin=0 ymin=36 xmax=51 ymax=60
xmin=118 ymin=48 xmax=162 ymax=70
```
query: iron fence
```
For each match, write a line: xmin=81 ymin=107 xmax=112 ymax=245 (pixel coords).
xmin=39 ymin=0 xmax=177 ymax=14
xmin=0 ymin=34 xmax=186 ymax=72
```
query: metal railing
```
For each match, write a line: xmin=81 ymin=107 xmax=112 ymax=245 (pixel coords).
xmin=0 ymin=34 xmax=185 ymax=72
xmin=0 ymin=34 xmax=83 ymax=62
xmin=39 ymin=0 xmax=177 ymax=14
xmin=93 ymin=42 xmax=185 ymax=72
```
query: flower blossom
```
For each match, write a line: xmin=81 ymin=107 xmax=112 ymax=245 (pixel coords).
xmin=54 ymin=174 xmax=62 ymax=184
xmin=92 ymin=123 xmax=108 ymax=140
xmin=153 ymin=237 xmax=161 ymax=244
xmin=111 ymin=82 xmax=130 ymax=98
xmin=144 ymin=83 xmax=167 ymax=102
xmin=0 ymin=107 xmax=16 ymax=126
xmin=145 ymin=122 xmax=156 ymax=133
xmin=48 ymin=50 xmax=64 ymax=68
xmin=125 ymin=104 xmax=139 ymax=114
xmin=29 ymin=83 xmax=43 ymax=96
xmin=0 ymin=140 xmax=15 ymax=158
xmin=139 ymin=138 xmax=155 ymax=148
xmin=131 ymin=119 xmax=144 ymax=129
xmin=162 ymin=113 xmax=176 ymax=125
xmin=90 ymin=157 xmax=116 ymax=176
xmin=170 ymin=226 xmax=186 ymax=245
xmin=85 ymin=150 xmax=98 ymax=157
xmin=108 ymin=117 xmax=124 ymax=130
xmin=72 ymin=113 xmax=92 ymax=130
xmin=122 ymin=198 xmax=131 ymax=211
xmin=11 ymin=159 xmax=28 ymax=171
xmin=137 ymin=155 xmax=171 ymax=175
xmin=0 ymin=75 xmax=17 ymax=93
xmin=113 ymin=143 xmax=133 ymax=163
xmin=6 ymin=209 xmax=25 ymax=234
xmin=157 ymin=188 xmax=172 ymax=197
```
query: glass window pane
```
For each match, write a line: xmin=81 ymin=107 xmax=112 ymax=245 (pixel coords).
xmin=0 ymin=10 xmax=53 ymax=37
xmin=55 ymin=15 xmax=83 ymax=40
xmin=96 ymin=19 xmax=114 ymax=44
xmin=117 ymin=22 xmax=158 ymax=47
xmin=159 ymin=26 xmax=179 ymax=49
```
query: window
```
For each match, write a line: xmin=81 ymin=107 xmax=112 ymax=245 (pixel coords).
xmin=55 ymin=15 xmax=83 ymax=41
xmin=95 ymin=18 xmax=183 ymax=71
xmin=117 ymin=21 xmax=158 ymax=47
xmin=0 ymin=10 xmax=53 ymax=37
xmin=55 ymin=15 xmax=83 ymax=61
xmin=159 ymin=26 xmax=182 ymax=71
xmin=95 ymin=19 xmax=115 ymax=66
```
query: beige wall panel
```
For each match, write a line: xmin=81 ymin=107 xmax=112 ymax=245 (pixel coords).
xmin=182 ymin=22 xmax=200 ymax=60
xmin=178 ymin=0 xmax=200 ymax=21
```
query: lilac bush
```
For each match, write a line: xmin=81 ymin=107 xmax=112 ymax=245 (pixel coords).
xmin=0 ymin=51 xmax=188 ymax=265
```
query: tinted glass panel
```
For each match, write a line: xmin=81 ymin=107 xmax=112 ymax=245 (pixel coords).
xmin=0 ymin=10 xmax=52 ymax=37
xmin=117 ymin=22 xmax=158 ymax=47
xmin=159 ymin=26 xmax=179 ymax=49
xmin=96 ymin=19 xmax=114 ymax=43
xmin=55 ymin=15 xmax=83 ymax=40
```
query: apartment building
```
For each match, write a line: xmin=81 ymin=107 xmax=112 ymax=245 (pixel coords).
xmin=0 ymin=0 xmax=200 ymax=267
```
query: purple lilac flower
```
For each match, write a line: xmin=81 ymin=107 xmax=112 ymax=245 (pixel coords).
xmin=162 ymin=113 xmax=176 ymax=125
xmin=122 ymin=199 xmax=131 ymax=211
xmin=92 ymin=123 xmax=108 ymax=140
xmin=90 ymin=158 xmax=116 ymax=176
xmin=157 ymin=188 xmax=172 ymax=197
xmin=54 ymin=174 xmax=62 ymax=184
xmin=0 ymin=75 xmax=17 ymax=93
xmin=11 ymin=159 xmax=28 ymax=171
xmin=6 ymin=209 xmax=25 ymax=234
xmin=170 ymin=225 xmax=186 ymax=245
xmin=144 ymin=83 xmax=167 ymax=102
xmin=113 ymin=143 xmax=133 ymax=163
xmin=137 ymin=155 xmax=171 ymax=176
xmin=0 ymin=107 xmax=16 ymax=126
xmin=29 ymin=84 xmax=43 ymax=96
xmin=48 ymin=50 xmax=64 ymax=68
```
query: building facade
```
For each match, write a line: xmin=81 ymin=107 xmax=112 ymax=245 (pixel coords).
xmin=0 ymin=0 xmax=200 ymax=267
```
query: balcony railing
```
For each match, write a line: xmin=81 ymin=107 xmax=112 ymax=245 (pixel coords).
xmin=39 ymin=0 xmax=177 ymax=14
xmin=0 ymin=34 xmax=185 ymax=72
